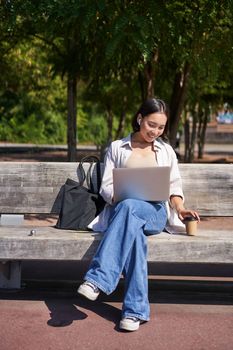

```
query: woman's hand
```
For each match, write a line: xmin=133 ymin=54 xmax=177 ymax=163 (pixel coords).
xmin=176 ymin=208 xmax=200 ymax=222
xmin=170 ymin=195 xmax=200 ymax=222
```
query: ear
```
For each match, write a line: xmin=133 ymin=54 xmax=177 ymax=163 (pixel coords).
xmin=137 ymin=114 xmax=142 ymax=125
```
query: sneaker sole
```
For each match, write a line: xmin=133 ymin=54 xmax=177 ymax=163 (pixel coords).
xmin=119 ymin=320 xmax=140 ymax=332
xmin=77 ymin=285 xmax=99 ymax=301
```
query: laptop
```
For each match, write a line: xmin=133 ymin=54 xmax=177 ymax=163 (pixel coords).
xmin=113 ymin=166 xmax=170 ymax=202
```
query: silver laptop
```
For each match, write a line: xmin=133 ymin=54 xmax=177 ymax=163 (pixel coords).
xmin=113 ymin=166 xmax=170 ymax=202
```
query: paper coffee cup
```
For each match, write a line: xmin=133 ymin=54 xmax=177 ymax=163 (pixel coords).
xmin=183 ymin=216 xmax=198 ymax=236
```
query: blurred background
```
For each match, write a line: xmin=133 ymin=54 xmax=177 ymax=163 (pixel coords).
xmin=0 ymin=0 xmax=232 ymax=162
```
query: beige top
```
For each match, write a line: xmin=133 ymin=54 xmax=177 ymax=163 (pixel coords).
xmin=126 ymin=148 xmax=157 ymax=168
xmin=126 ymin=152 xmax=156 ymax=168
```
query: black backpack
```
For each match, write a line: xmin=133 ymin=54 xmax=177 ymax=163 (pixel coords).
xmin=55 ymin=156 xmax=105 ymax=230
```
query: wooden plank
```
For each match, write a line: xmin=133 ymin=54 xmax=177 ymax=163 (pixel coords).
xmin=179 ymin=164 xmax=233 ymax=216
xmin=0 ymin=226 xmax=232 ymax=264
xmin=0 ymin=162 xmax=102 ymax=214
xmin=0 ymin=162 xmax=232 ymax=216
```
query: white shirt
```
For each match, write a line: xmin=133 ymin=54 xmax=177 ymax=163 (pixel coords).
xmin=88 ymin=134 xmax=186 ymax=233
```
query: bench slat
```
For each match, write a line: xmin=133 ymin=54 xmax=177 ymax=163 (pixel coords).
xmin=0 ymin=226 xmax=232 ymax=264
xmin=180 ymin=164 xmax=233 ymax=216
xmin=0 ymin=162 xmax=232 ymax=216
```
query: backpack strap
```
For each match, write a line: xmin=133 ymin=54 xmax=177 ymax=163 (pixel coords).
xmin=78 ymin=156 xmax=102 ymax=193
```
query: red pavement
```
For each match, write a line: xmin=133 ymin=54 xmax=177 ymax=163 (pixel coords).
xmin=0 ymin=288 xmax=232 ymax=350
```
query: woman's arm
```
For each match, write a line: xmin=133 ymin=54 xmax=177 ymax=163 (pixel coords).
xmin=167 ymin=144 xmax=200 ymax=222
xmin=170 ymin=195 xmax=200 ymax=222
xmin=99 ymin=143 xmax=115 ymax=204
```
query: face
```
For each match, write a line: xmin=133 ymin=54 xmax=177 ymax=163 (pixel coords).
xmin=138 ymin=112 xmax=167 ymax=143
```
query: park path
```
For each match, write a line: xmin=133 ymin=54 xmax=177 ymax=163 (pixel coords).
xmin=0 ymin=142 xmax=232 ymax=162
xmin=0 ymin=287 xmax=233 ymax=350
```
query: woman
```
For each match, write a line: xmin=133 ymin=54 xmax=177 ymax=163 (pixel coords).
xmin=78 ymin=98 xmax=200 ymax=331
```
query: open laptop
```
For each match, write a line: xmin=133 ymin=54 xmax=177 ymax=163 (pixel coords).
xmin=113 ymin=166 xmax=170 ymax=202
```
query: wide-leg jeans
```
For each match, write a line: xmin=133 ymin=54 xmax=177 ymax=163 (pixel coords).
xmin=84 ymin=198 xmax=167 ymax=321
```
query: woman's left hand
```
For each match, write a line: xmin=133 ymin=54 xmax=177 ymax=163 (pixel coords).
xmin=170 ymin=196 xmax=200 ymax=223
xmin=177 ymin=208 xmax=200 ymax=222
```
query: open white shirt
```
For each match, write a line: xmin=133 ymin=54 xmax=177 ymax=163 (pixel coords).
xmin=88 ymin=134 xmax=185 ymax=233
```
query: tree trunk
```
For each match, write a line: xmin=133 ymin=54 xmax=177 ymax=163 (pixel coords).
xmin=115 ymin=110 xmax=126 ymax=139
xmin=100 ymin=104 xmax=114 ymax=162
xmin=115 ymin=95 xmax=127 ymax=139
xmin=197 ymin=105 xmax=209 ymax=159
xmin=138 ymin=50 xmax=158 ymax=102
xmin=169 ymin=62 xmax=191 ymax=148
xmin=138 ymin=71 xmax=146 ymax=102
xmin=184 ymin=107 xmax=198 ymax=163
xmin=144 ymin=60 xmax=154 ymax=99
xmin=189 ymin=110 xmax=197 ymax=162
xmin=67 ymin=74 xmax=77 ymax=162
xmin=144 ymin=50 xmax=158 ymax=99
xmin=106 ymin=103 xmax=113 ymax=144
xmin=184 ymin=117 xmax=190 ymax=163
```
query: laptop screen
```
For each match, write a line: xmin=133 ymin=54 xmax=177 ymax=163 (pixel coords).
xmin=113 ymin=166 xmax=170 ymax=202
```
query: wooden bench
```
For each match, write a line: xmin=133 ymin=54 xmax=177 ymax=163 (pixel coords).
xmin=0 ymin=162 xmax=233 ymax=289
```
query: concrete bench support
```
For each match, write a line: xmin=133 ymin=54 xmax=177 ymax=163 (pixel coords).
xmin=0 ymin=261 xmax=21 ymax=289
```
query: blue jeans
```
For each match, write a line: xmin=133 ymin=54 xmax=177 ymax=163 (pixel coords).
xmin=84 ymin=198 xmax=167 ymax=321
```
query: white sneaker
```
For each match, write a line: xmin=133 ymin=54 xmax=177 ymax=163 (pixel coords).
xmin=119 ymin=317 xmax=141 ymax=331
xmin=77 ymin=281 xmax=100 ymax=301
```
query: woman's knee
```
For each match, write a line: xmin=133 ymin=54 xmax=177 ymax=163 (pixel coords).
xmin=117 ymin=198 xmax=141 ymax=211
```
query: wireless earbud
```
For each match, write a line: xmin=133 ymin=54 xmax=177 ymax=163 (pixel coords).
xmin=138 ymin=118 xmax=142 ymax=125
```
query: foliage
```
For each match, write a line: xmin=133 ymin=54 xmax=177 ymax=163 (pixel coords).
xmin=0 ymin=0 xmax=232 ymax=160
xmin=0 ymin=39 xmax=67 ymax=143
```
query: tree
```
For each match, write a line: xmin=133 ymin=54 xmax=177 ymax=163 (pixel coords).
xmin=181 ymin=0 xmax=233 ymax=160
xmin=2 ymin=0 xmax=233 ymax=161
xmin=4 ymin=0 xmax=105 ymax=160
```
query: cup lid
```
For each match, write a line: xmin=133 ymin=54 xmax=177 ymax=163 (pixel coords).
xmin=183 ymin=216 xmax=197 ymax=222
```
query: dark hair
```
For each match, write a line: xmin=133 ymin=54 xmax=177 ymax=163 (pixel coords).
xmin=131 ymin=98 xmax=169 ymax=141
